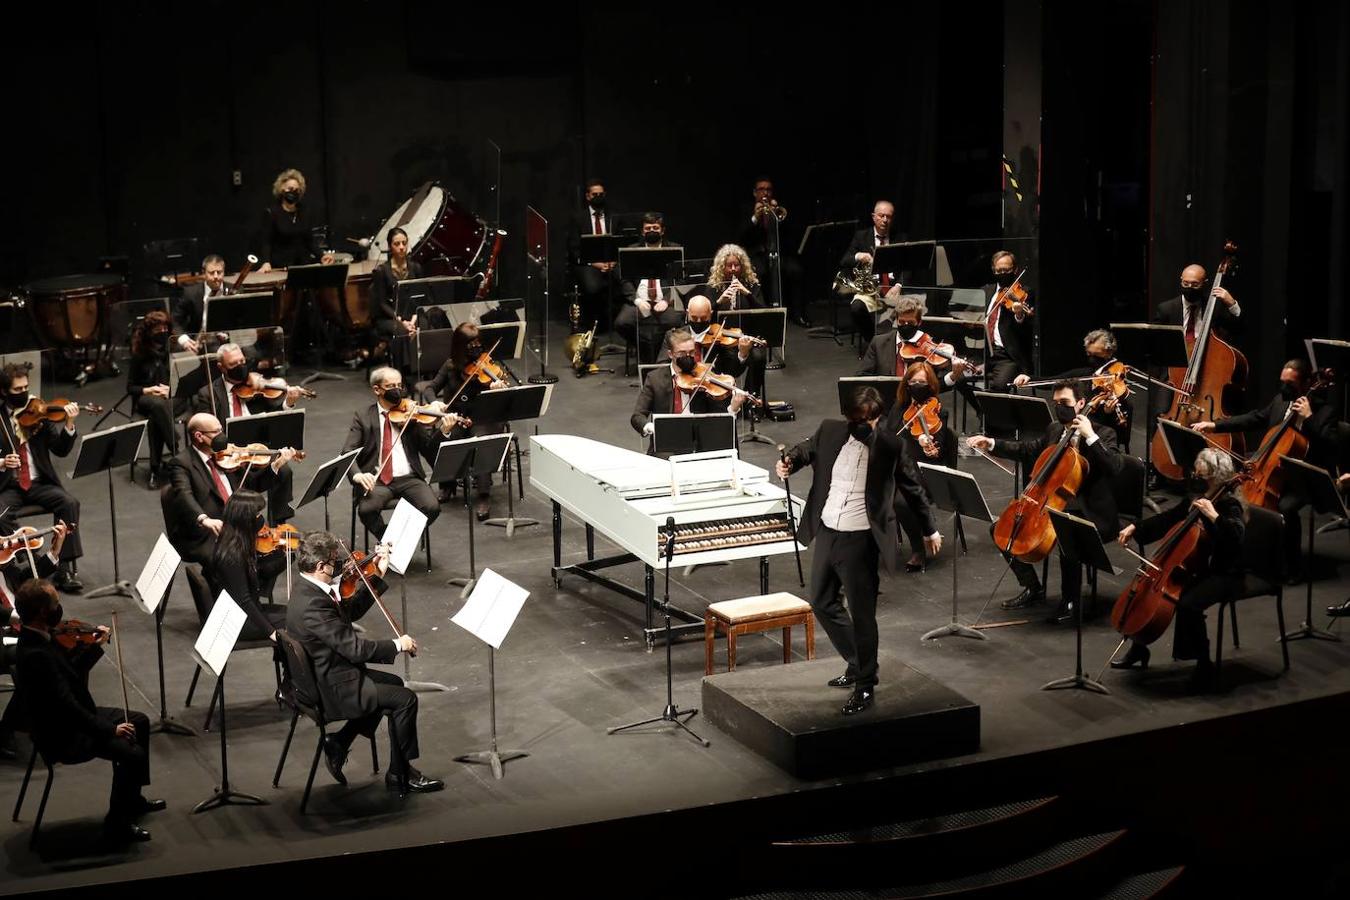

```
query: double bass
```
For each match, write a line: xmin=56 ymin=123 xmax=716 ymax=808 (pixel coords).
xmin=1150 ymin=242 xmax=1248 ymax=481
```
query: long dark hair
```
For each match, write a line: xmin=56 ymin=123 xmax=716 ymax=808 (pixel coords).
xmin=131 ymin=309 xmax=172 ymax=359
xmin=449 ymin=322 xmax=480 ymax=374
xmin=212 ymin=490 xmax=266 ymax=584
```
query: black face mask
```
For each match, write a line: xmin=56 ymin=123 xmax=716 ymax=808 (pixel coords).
xmin=908 ymin=384 xmax=933 ymax=402
xmin=467 ymin=343 xmax=484 ymax=358
xmin=383 ymin=387 xmax=404 ymax=405
xmin=1182 ymin=286 xmax=1205 ymax=303
xmin=896 ymin=323 xmax=919 ymax=340
xmin=642 ymin=231 xmax=661 ymax=245
xmin=210 ymin=433 xmax=229 ymax=453
xmin=687 ymin=319 xmax=709 ymax=332
xmin=5 ymin=391 xmax=28 ymax=410
xmin=589 ymin=193 xmax=606 ymax=210
xmin=224 ymin=363 xmax=249 ymax=384
xmin=848 ymin=420 xmax=874 ymax=442
xmin=674 ymin=355 xmax=697 ymax=374
xmin=153 ymin=331 xmax=170 ymax=347
xmin=1054 ymin=403 xmax=1078 ymax=425
xmin=282 ymin=190 xmax=300 ymax=205
xmin=994 ymin=271 xmax=1016 ymax=287
xmin=1279 ymin=381 xmax=1299 ymax=401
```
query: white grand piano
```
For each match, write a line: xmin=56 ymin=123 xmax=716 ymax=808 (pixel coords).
xmin=530 ymin=434 xmax=804 ymax=646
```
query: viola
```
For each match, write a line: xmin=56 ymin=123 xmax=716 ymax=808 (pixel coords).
xmin=15 ymin=397 xmax=104 ymax=430
xmin=1084 ymin=361 xmax=1131 ymax=427
xmin=0 ymin=523 xmax=75 ymax=566
xmin=52 ymin=618 xmax=109 ymax=653
xmin=233 ymin=377 xmax=317 ymax=401
xmin=386 ymin=398 xmax=468 ymax=427
xmin=990 ymin=424 xmax=1087 ymax=563
xmin=898 ymin=396 xmax=943 ymax=459
xmin=991 ymin=274 xmax=1031 ymax=312
xmin=256 ymin=523 xmax=301 ymax=555
xmin=338 ymin=549 xmax=385 ymax=600
xmin=1240 ymin=368 xmax=1334 ymax=510
xmin=674 ymin=362 xmax=763 ymax=406
xmin=898 ymin=332 xmax=983 ymax=374
xmin=694 ymin=322 xmax=767 ymax=348
xmin=213 ymin=442 xmax=306 ymax=471
xmin=464 ymin=351 xmax=510 ymax=386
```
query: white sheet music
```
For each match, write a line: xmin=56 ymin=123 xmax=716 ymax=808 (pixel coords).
xmin=193 ymin=591 xmax=247 ymax=677
xmin=383 ymin=499 xmax=428 ymax=576
xmin=451 ymin=568 xmax=529 ymax=650
xmin=134 ymin=534 xmax=181 ymax=615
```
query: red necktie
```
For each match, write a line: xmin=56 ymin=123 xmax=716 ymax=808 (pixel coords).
xmin=231 ymin=389 xmax=243 ymax=418
xmin=209 ymin=460 xmax=230 ymax=502
xmin=986 ymin=300 xmax=1001 ymax=348
xmin=877 ymin=236 xmax=891 ymax=290
xmin=895 ymin=340 xmax=905 ymax=377
xmin=647 ymin=280 xmax=657 ymax=300
xmin=16 ymin=442 xmax=30 ymax=491
xmin=672 ymin=378 xmax=684 ymax=414
xmin=379 ymin=414 xmax=395 ymax=485
xmin=593 ymin=212 xmax=603 ymax=235
xmin=694 ymin=344 xmax=703 ymax=365
xmin=1184 ymin=308 xmax=1196 ymax=341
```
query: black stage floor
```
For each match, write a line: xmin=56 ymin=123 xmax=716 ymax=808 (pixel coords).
xmin=3 ymin=316 xmax=1349 ymax=896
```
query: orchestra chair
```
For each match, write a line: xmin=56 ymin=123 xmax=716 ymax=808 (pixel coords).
xmin=704 ymin=592 xmax=815 ymax=675
xmin=181 ymin=564 xmax=281 ymax=731
xmin=11 ymin=741 xmax=82 ymax=849
xmin=1213 ymin=505 xmax=1290 ymax=686
xmin=349 ymin=494 xmax=432 ymax=572
xmin=273 ymin=630 xmax=390 ymax=814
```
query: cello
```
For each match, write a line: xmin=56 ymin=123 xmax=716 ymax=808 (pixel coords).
xmin=1150 ymin=241 xmax=1248 ymax=481
xmin=1239 ymin=368 xmax=1334 ymax=510
xmin=990 ymin=423 xmax=1088 ymax=564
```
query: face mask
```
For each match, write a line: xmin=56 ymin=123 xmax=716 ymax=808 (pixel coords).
xmin=908 ymin=384 xmax=932 ymax=402
xmin=467 ymin=343 xmax=484 ymax=358
xmin=153 ymin=331 xmax=170 ymax=347
xmin=642 ymin=231 xmax=661 ymax=245
xmin=848 ymin=420 xmax=874 ymax=442
xmin=589 ymin=193 xmax=606 ymax=209
xmin=1054 ymin=403 xmax=1078 ymax=425
xmin=674 ymin=355 xmax=696 ymax=374
xmin=688 ymin=319 xmax=709 ymax=332
xmin=282 ymin=190 xmax=300 ymax=205
xmin=1279 ymin=381 xmax=1298 ymax=401
xmin=1182 ymin=286 xmax=1205 ymax=303
xmin=383 ymin=387 xmax=404 ymax=405
xmin=5 ymin=391 xmax=28 ymax=410
xmin=896 ymin=323 xmax=919 ymax=340
xmin=47 ymin=602 xmax=63 ymax=627
xmin=994 ymin=271 xmax=1016 ymax=287
xmin=224 ymin=363 xmax=249 ymax=383
xmin=210 ymin=433 xmax=229 ymax=453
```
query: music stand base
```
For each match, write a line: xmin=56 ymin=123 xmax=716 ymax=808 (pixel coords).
xmin=301 ymin=371 xmax=345 ymax=385
xmin=84 ymin=581 xmax=137 ymax=600
xmin=1041 ymin=673 xmax=1110 ymax=694
xmin=739 ymin=430 xmax=774 ymax=446
xmin=405 ymin=680 xmax=454 ymax=693
xmin=527 ymin=374 xmax=559 ymax=385
xmin=447 ymin=576 xmax=476 ymax=599
xmin=454 ymin=749 xmax=528 ymax=781
xmin=922 ymin=621 xmax=988 ymax=642
xmin=484 ymin=516 xmax=539 ymax=538
xmin=608 ymin=704 xmax=709 ymax=747
xmin=192 ymin=789 xmax=268 ymax=814
xmin=152 ymin=716 xmax=197 ymax=737
xmin=806 ymin=325 xmax=845 ymax=345
xmin=1283 ymin=622 xmax=1341 ymax=643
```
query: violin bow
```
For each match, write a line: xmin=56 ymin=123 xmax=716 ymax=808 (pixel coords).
xmin=444 ymin=337 xmax=504 ymax=410
xmin=335 ymin=539 xmax=405 ymax=641
xmin=968 ymin=440 xmax=1016 ymax=477
xmin=111 ymin=610 xmax=131 ymax=724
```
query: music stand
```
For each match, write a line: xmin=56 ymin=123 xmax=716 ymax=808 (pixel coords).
xmin=286 ymin=263 xmax=350 ymax=382
xmin=298 ymin=449 xmax=359 ymax=532
xmin=69 ymin=421 xmax=147 ymax=588
xmin=395 ymin=276 xmax=476 ymax=319
xmin=172 ymin=351 xmax=220 ymax=406
xmin=1277 ymin=455 xmax=1344 ymax=643
xmin=578 ymin=234 xmax=624 ymax=356
xmin=652 ymin=413 xmax=737 ymax=456
xmin=839 ymin=376 xmax=903 ymax=416
xmin=129 ymin=534 xmax=194 ymax=735
xmin=206 ymin=291 xmax=273 ymax=335
xmin=471 ymin=384 xmax=553 ymax=536
xmin=226 ymin=407 xmax=306 ymax=450
xmin=478 ymin=320 xmax=527 ymax=364
xmin=1111 ymin=323 xmax=1189 ymax=485
xmin=973 ymin=391 xmax=1052 ymax=490
xmin=431 ymin=434 xmax=513 ymax=598
xmin=1306 ymin=338 xmax=1350 ymax=419
xmin=525 ymin=204 xmax=557 ymax=385
xmin=916 ymin=463 xmax=991 ymax=641
xmin=619 ymin=247 xmax=685 ymax=374
xmin=1155 ymin=418 xmax=1209 ymax=481
xmin=1042 ymin=509 xmax=1116 ymax=694
xmin=400 ymin=326 xmax=455 ymax=382
xmin=451 ymin=568 xmax=531 ymax=778
xmin=804 ymin=220 xmax=862 ymax=343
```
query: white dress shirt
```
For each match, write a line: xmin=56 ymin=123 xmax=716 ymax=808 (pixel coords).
xmin=820 ymin=436 xmax=870 ymax=532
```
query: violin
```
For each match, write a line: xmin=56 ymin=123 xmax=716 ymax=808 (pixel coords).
xmin=990 ymin=423 xmax=1088 ymax=563
xmin=0 ymin=523 xmax=75 ymax=566
xmin=695 ymin=322 xmax=767 ymax=348
xmin=15 ymin=397 xmax=104 ymax=430
xmin=1084 ymin=361 xmax=1132 ymax=427
xmin=52 ymin=618 xmax=109 ymax=653
xmin=337 ymin=549 xmax=385 ymax=600
xmin=1240 ymin=368 xmax=1334 ymax=510
xmin=898 ymin=397 xmax=943 ymax=459
xmin=898 ymin=332 xmax=983 ymax=374
xmin=674 ymin=362 xmax=763 ymax=406
xmin=213 ymin=442 xmax=306 ymax=471
xmin=255 ymin=523 xmax=301 ymax=555
xmin=464 ymin=349 xmax=516 ymax=387
xmin=386 ymin=398 xmax=469 ymax=427
xmin=233 ymin=377 xmax=317 ymax=401
xmin=990 ymin=272 xmax=1031 ymax=312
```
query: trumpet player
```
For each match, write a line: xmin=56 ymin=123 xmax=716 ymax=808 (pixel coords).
xmin=741 ymin=178 xmax=807 ymax=327
xmin=838 ymin=200 xmax=899 ymax=354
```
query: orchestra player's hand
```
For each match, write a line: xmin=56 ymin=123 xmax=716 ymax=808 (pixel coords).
xmin=63 ymin=402 xmax=79 ymax=426
xmin=489 ymin=379 xmax=507 ymax=391
xmin=115 ymin=722 xmax=136 ymax=742
xmin=774 ymin=459 xmax=793 ymax=480
xmin=285 ymin=386 xmax=303 ymax=405
xmin=653 ymin=299 xmax=668 ymax=314
xmin=396 ymin=634 xmax=417 ymax=655
xmin=1291 ymin=396 xmax=1312 ymax=421
xmin=1117 ymin=523 xmax=1137 ymax=545
xmin=1212 ymin=287 xmax=1236 ymax=308
xmin=354 ymin=472 xmax=377 ymax=494
xmin=856 ymin=252 xmax=873 ymax=266
xmin=202 ymin=517 xmax=223 ymax=537
xmin=1191 ymin=421 xmax=1216 ymax=433
xmin=1072 ymin=414 xmax=1096 ymax=441
xmin=1012 ymin=373 xmax=1031 ymax=388
xmin=642 ymin=422 xmax=655 ymax=438
xmin=146 ymin=384 xmax=170 ymax=399
xmin=321 ymin=252 xmax=336 ymax=265
xmin=2 ymin=454 xmax=19 ymax=470
xmin=1191 ymin=497 xmax=1218 ymax=522
xmin=737 ymin=336 xmax=752 ymax=358
xmin=729 ymin=392 xmax=747 ymax=415
xmin=924 ymin=533 xmax=943 ymax=558
xmin=51 ymin=522 xmax=68 ymax=558
xmin=181 ymin=336 xmax=200 ymax=354
xmin=1011 ymin=301 xmax=1031 ymax=317
xmin=1338 ymin=472 xmax=1350 ymax=492
xmin=952 ymin=359 xmax=969 ymax=381
xmin=372 ymin=544 xmax=391 ymax=576
xmin=260 ymin=262 xmax=273 ymax=274
xmin=966 ymin=435 xmax=995 ymax=452
xmin=272 ymin=447 xmax=297 ymax=471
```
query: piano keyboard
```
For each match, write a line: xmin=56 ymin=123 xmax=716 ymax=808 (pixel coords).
xmin=662 ymin=515 xmax=795 ymax=556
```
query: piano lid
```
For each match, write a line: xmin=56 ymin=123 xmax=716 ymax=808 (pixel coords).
xmin=532 ymin=434 xmax=766 ymax=495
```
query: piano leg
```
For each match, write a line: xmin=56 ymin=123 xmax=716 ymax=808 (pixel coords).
xmin=644 ymin=565 xmax=655 ymax=648
xmin=760 ymin=557 xmax=770 ymax=595
xmin=585 ymin=524 xmax=595 ymax=561
xmin=551 ymin=501 xmax=562 ymax=587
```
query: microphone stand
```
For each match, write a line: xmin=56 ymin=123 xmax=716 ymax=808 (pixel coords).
xmin=607 ymin=517 xmax=709 ymax=746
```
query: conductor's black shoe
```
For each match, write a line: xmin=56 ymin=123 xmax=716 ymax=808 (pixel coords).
xmin=386 ymin=767 xmax=444 ymax=795
xmin=827 ymin=674 xmax=856 ymax=689
xmin=103 ymin=820 xmax=152 ymax=844
xmin=51 ymin=569 xmax=83 ymax=594
xmin=842 ymin=688 xmax=874 ymax=716
xmin=321 ymin=736 xmax=349 ymax=786
xmin=1000 ymin=587 xmax=1043 ymax=610
xmin=133 ymin=797 xmax=167 ymax=815
xmin=1110 ymin=643 xmax=1150 ymax=670
xmin=1326 ymin=600 xmax=1350 ymax=618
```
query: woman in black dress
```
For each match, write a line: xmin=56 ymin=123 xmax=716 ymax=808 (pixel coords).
xmin=207 ymin=490 xmax=289 ymax=643
xmin=369 ymin=227 xmax=423 ymax=341
xmin=126 ymin=310 xmax=177 ymax=488
xmin=256 ymin=168 xmax=334 ymax=272
xmin=894 ymin=360 xmax=956 ymax=572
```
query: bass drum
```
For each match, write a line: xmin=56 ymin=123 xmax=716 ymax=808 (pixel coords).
xmin=24 ymin=273 xmax=125 ymax=348
xmin=371 ymin=182 xmax=487 ymax=277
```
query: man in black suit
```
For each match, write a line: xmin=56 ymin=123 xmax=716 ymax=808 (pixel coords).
xmin=980 ymin=250 xmax=1037 ymax=393
xmin=1152 ymin=262 xmax=1242 ymax=339
xmin=631 ymin=328 xmax=746 ymax=456
xmin=775 ymin=387 xmax=938 ymax=715
xmin=284 ymin=531 xmax=442 ymax=795
xmin=682 ymin=296 xmax=751 ymax=379
xmin=740 ymin=178 xmax=807 ymax=326
xmin=838 ymin=200 xmax=900 ymax=352
xmin=163 ymin=413 xmax=292 ymax=566
xmin=0 ymin=523 xmax=69 ymax=758
xmin=173 ymin=253 xmax=229 ymax=354
xmin=1193 ymin=358 xmax=1338 ymax=579
xmin=14 ymin=579 xmax=164 ymax=842
xmin=858 ymin=294 xmax=977 ymax=400
xmin=1014 ymin=329 xmax=1134 ymax=451
xmin=615 ymin=212 xmax=684 ymax=362
xmin=342 ymin=366 xmax=464 ymax=539
xmin=967 ymin=380 xmax=1124 ymax=621
xmin=566 ymin=177 xmax=623 ymax=328
xmin=0 ymin=364 xmax=83 ymax=593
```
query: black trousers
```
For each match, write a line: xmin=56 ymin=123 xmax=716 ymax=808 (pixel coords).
xmin=0 ymin=482 xmax=81 ymax=562
xmin=236 ymin=464 xmax=295 ymax=525
xmin=573 ymin=265 xmax=621 ymax=327
xmin=1278 ymin=489 xmax=1308 ymax=571
xmin=849 ymin=298 xmax=876 ymax=352
xmin=336 ymin=669 xmax=420 ymax=775
xmin=133 ymin=395 xmax=176 ymax=470
xmin=985 ymin=351 xmax=1024 ymax=393
xmin=357 ymin=474 xmax=440 ymax=539
xmin=1172 ymin=573 xmax=1245 ymax=661
xmin=808 ymin=527 xmax=881 ymax=688
xmin=614 ymin=305 xmax=681 ymax=362
xmin=1006 ymin=549 xmax=1085 ymax=605
xmin=56 ymin=709 xmax=151 ymax=824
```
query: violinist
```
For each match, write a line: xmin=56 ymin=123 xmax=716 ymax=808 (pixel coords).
xmin=683 ymin=296 xmax=751 ymax=378
xmin=172 ymin=253 xmax=229 ymax=354
xmin=966 ymin=380 xmax=1122 ymax=621
xmin=428 ymin=323 xmax=510 ymax=518
xmin=368 ymin=226 xmax=423 ymax=342
xmin=1111 ymin=448 xmax=1245 ymax=689
xmin=0 ymin=521 xmax=70 ymax=759
xmin=0 ymin=363 xmax=83 ymax=594
xmin=14 ymin=579 xmax=164 ymax=842
xmin=207 ymin=491 xmax=289 ymax=644
xmin=631 ymin=328 xmax=747 ymax=457
xmin=1013 ymin=329 xmax=1134 ymax=451
xmin=858 ymin=296 xmax=975 ymax=394
xmin=127 ymin=310 xmax=179 ymax=489
xmin=981 ymin=250 xmax=1036 ymax=393
xmin=894 ymin=362 xmax=951 ymax=573
xmin=285 ymin=531 xmax=442 ymax=795
xmin=1153 ymin=263 xmax=1241 ymax=340
xmin=342 ymin=367 xmax=464 ymax=538
xmin=193 ymin=343 xmax=303 ymax=419
xmin=1191 ymin=359 xmax=1338 ymax=581
xmin=616 ymin=213 xmax=684 ymax=361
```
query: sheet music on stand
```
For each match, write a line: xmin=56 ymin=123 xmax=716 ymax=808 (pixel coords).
xmin=451 ymin=568 xmax=529 ymax=650
xmin=134 ymin=534 xmax=181 ymax=616
xmin=192 ymin=591 xmax=247 ymax=677
xmin=382 ymin=499 xmax=429 ymax=577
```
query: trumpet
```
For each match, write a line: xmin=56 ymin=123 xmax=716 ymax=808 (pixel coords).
xmin=754 ymin=200 xmax=787 ymax=222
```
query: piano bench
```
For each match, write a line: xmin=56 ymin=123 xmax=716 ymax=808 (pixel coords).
xmin=704 ymin=592 xmax=815 ymax=676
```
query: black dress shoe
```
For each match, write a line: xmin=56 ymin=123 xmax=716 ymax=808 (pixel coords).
xmin=1046 ymin=600 xmax=1075 ymax=625
xmin=51 ymin=569 xmax=83 ymax=594
xmin=1188 ymin=658 xmax=1216 ymax=692
xmin=827 ymin=674 xmax=856 ymax=688
xmin=842 ymin=688 xmax=874 ymax=716
xmin=386 ymin=767 xmax=444 ymax=795
xmin=147 ymin=469 xmax=161 ymax=490
xmin=1110 ymin=643 xmax=1150 ymax=670
xmin=904 ymin=557 xmax=926 ymax=574
xmin=322 ymin=736 xmax=349 ymax=786
xmin=791 ymin=315 xmax=813 ymax=328
xmin=475 ymin=499 xmax=491 ymax=522
xmin=103 ymin=821 xmax=152 ymax=843
xmin=1000 ymin=587 xmax=1043 ymax=610
xmin=133 ymin=797 xmax=167 ymax=815
xmin=1326 ymin=600 xmax=1350 ymax=618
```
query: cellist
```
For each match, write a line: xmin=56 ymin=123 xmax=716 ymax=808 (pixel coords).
xmin=1111 ymin=448 xmax=1246 ymax=690
xmin=965 ymin=380 xmax=1123 ymax=622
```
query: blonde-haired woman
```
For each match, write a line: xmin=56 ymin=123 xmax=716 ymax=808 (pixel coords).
xmin=705 ymin=243 xmax=764 ymax=311
xmin=257 ymin=168 xmax=334 ymax=273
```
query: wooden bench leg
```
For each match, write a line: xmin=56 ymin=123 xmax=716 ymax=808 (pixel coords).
xmin=727 ymin=629 xmax=738 ymax=672
xmin=704 ymin=616 xmax=716 ymax=676
xmin=805 ymin=615 xmax=816 ymax=660
xmin=782 ymin=626 xmax=792 ymax=664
